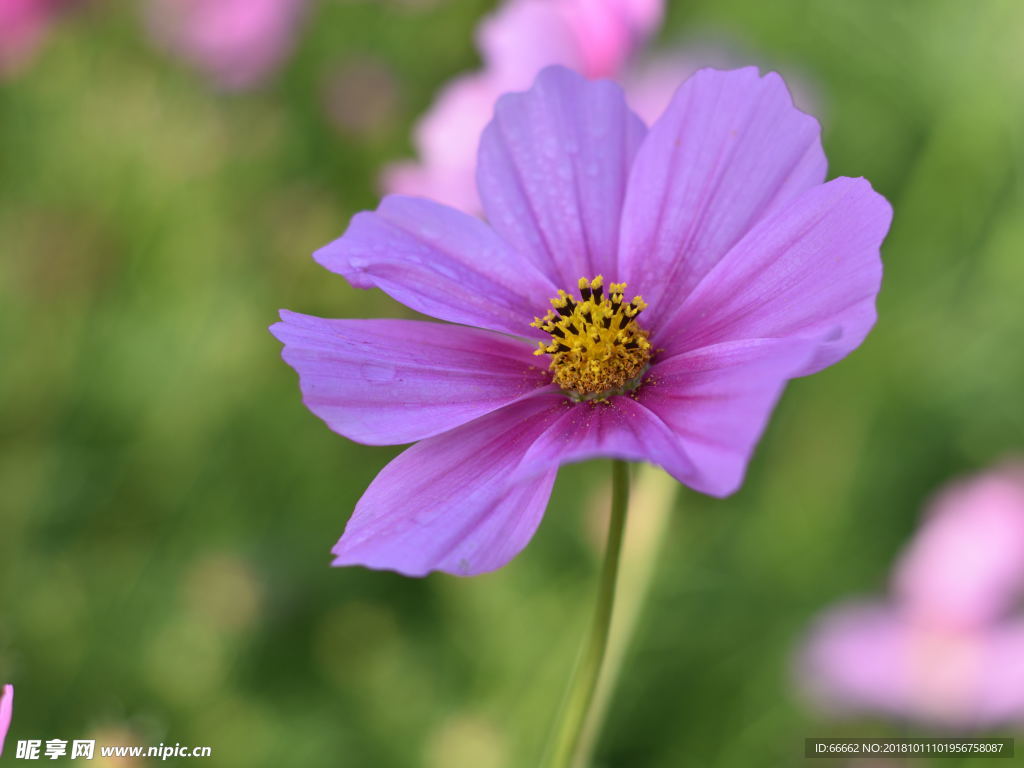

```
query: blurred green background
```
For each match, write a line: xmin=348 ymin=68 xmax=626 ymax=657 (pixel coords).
xmin=2 ymin=0 xmax=1023 ymax=765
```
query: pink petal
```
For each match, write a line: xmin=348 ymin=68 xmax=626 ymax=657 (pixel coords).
xmin=148 ymin=0 xmax=305 ymax=90
xmin=477 ymin=0 xmax=584 ymax=84
xmin=520 ymin=393 xmax=695 ymax=482
xmin=662 ymin=176 xmax=891 ymax=374
xmin=314 ymin=194 xmax=557 ymax=338
xmin=326 ymin=336 xmax=815 ymax=574
xmin=636 ymin=338 xmax=816 ymax=496
xmin=0 ymin=0 xmax=52 ymax=76
xmin=477 ymin=66 xmax=646 ymax=288
xmin=618 ymin=67 xmax=827 ymax=332
xmin=974 ymin=620 xmax=1024 ymax=725
xmin=893 ymin=467 xmax=1024 ymax=628
xmin=384 ymin=0 xmax=665 ymax=215
xmin=553 ymin=0 xmax=663 ymax=78
xmin=332 ymin=396 xmax=564 ymax=576
xmin=478 ymin=0 xmax=663 ymax=85
xmin=802 ymin=605 xmax=1024 ymax=729
xmin=603 ymin=0 xmax=664 ymax=35
xmin=799 ymin=602 xmax=913 ymax=719
xmin=271 ymin=312 xmax=550 ymax=446
xmin=382 ymin=2 xmax=587 ymax=215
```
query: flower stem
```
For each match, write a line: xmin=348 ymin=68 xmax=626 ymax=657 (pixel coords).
xmin=542 ymin=459 xmax=630 ymax=768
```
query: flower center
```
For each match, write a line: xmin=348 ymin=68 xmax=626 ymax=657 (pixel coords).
xmin=531 ymin=276 xmax=651 ymax=402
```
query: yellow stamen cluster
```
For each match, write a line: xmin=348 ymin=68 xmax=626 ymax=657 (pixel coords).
xmin=531 ymin=276 xmax=651 ymax=401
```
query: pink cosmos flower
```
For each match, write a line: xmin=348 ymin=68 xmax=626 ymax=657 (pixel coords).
xmin=383 ymin=0 xmax=670 ymax=214
xmin=0 ymin=0 xmax=70 ymax=77
xmin=147 ymin=0 xmax=306 ymax=90
xmin=272 ymin=65 xmax=891 ymax=577
xmin=799 ymin=466 xmax=1024 ymax=728
xmin=0 ymin=684 xmax=12 ymax=757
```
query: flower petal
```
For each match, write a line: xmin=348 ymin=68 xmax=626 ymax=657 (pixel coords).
xmin=554 ymin=0 xmax=663 ymax=78
xmin=662 ymin=177 xmax=891 ymax=374
xmin=976 ymin=620 xmax=1024 ymax=726
xmin=271 ymin=311 xmax=550 ymax=446
xmin=148 ymin=0 xmax=305 ymax=91
xmin=478 ymin=0 xmax=663 ymax=82
xmin=893 ymin=467 xmax=1024 ymax=628
xmin=800 ymin=605 xmax=1024 ymax=728
xmin=477 ymin=0 xmax=583 ymax=83
xmin=636 ymin=338 xmax=817 ymax=496
xmin=477 ymin=66 xmax=647 ymax=288
xmin=798 ymin=602 xmax=913 ymax=718
xmin=314 ymin=195 xmax=557 ymax=337
xmin=521 ymin=393 xmax=696 ymax=483
xmin=618 ymin=67 xmax=827 ymax=331
xmin=332 ymin=396 xmax=564 ymax=576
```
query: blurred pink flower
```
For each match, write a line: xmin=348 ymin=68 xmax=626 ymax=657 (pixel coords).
xmin=0 ymin=684 xmax=12 ymax=757
xmin=0 ymin=0 xmax=71 ymax=77
xmin=383 ymin=0 xmax=678 ymax=213
xmin=894 ymin=469 xmax=1024 ymax=629
xmin=799 ymin=465 xmax=1024 ymax=729
xmin=478 ymin=0 xmax=662 ymax=83
xmin=148 ymin=0 xmax=306 ymax=90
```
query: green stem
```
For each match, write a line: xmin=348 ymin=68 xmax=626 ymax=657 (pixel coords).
xmin=542 ymin=459 xmax=630 ymax=768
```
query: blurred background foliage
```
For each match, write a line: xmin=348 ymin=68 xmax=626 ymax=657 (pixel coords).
xmin=2 ymin=0 xmax=1023 ymax=766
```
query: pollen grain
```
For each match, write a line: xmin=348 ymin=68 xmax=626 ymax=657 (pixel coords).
xmin=531 ymin=276 xmax=651 ymax=402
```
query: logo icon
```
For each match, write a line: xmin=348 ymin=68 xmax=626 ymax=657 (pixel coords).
xmin=0 ymin=684 xmax=13 ymax=757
